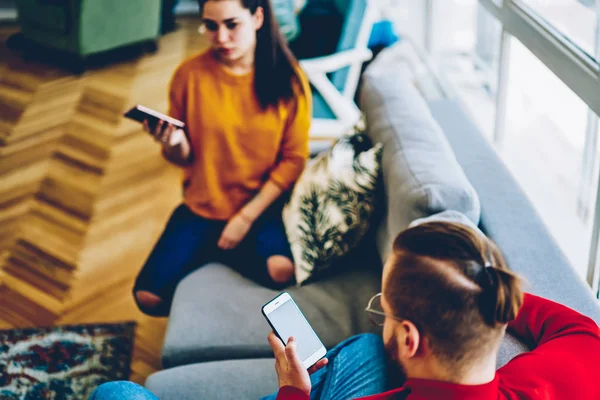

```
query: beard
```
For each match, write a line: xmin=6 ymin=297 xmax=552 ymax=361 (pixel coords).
xmin=384 ymin=333 xmax=408 ymax=384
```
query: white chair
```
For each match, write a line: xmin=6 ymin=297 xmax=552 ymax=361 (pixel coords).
xmin=298 ymin=0 xmax=378 ymax=139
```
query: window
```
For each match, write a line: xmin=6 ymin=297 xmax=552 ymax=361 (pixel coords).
xmin=383 ymin=0 xmax=430 ymax=50
xmin=430 ymin=0 xmax=502 ymax=139
xmin=516 ymin=0 xmax=599 ymax=59
xmin=499 ymin=36 xmax=596 ymax=279
xmin=388 ymin=0 xmax=600 ymax=292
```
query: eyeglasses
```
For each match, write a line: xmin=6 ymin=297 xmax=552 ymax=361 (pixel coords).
xmin=365 ymin=293 xmax=403 ymax=327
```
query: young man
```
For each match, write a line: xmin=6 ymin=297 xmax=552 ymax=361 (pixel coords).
xmin=266 ymin=221 xmax=600 ymax=400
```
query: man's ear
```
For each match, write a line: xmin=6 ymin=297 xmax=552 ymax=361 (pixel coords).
xmin=253 ymin=6 xmax=264 ymax=31
xmin=397 ymin=320 xmax=421 ymax=359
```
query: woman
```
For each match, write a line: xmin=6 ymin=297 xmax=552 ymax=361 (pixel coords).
xmin=134 ymin=0 xmax=311 ymax=316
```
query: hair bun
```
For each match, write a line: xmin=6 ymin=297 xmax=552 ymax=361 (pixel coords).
xmin=479 ymin=265 xmax=523 ymax=325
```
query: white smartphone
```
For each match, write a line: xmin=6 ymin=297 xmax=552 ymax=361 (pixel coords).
xmin=262 ymin=292 xmax=327 ymax=369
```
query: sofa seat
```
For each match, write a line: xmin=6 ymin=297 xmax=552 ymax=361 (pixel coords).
xmin=146 ymin=359 xmax=278 ymax=400
xmin=161 ymin=250 xmax=382 ymax=369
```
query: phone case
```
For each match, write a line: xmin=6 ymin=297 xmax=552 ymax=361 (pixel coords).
xmin=123 ymin=105 xmax=185 ymax=130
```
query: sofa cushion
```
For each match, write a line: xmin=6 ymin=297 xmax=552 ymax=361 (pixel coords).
xmin=161 ymin=245 xmax=382 ymax=369
xmin=283 ymin=123 xmax=383 ymax=285
xmin=146 ymin=359 xmax=278 ymax=400
xmin=358 ymin=70 xmax=481 ymax=262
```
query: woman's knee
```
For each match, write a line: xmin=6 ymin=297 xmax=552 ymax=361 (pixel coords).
xmin=133 ymin=290 xmax=168 ymax=317
xmin=90 ymin=381 xmax=157 ymax=400
xmin=135 ymin=291 xmax=163 ymax=307
xmin=267 ymin=255 xmax=294 ymax=283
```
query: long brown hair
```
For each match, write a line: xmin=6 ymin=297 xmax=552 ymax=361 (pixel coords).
xmin=197 ymin=0 xmax=302 ymax=110
xmin=385 ymin=221 xmax=524 ymax=374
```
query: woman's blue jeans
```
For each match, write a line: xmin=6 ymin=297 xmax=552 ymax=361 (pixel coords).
xmin=134 ymin=200 xmax=293 ymax=316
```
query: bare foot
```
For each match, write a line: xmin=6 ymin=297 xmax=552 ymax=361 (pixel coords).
xmin=135 ymin=290 xmax=163 ymax=309
xmin=267 ymin=256 xmax=294 ymax=283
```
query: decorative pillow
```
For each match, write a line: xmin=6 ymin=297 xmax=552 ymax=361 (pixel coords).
xmin=283 ymin=120 xmax=383 ymax=285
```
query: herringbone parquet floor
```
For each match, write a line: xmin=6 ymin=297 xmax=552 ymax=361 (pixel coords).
xmin=0 ymin=17 xmax=209 ymax=385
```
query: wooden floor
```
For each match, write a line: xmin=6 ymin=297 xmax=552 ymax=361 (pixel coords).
xmin=0 ymin=18 xmax=209 ymax=384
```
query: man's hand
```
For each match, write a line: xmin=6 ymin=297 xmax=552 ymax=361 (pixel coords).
xmin=268 ymin=332 xmax=328 ymax=395
xmin=217 ymin=213 xmax=252 ymax=250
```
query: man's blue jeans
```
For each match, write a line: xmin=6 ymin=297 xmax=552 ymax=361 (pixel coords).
xmin=89 ymin=334 xmax=399 ymax=400
xmin=261 ymin=334 xmax=399 ymax=400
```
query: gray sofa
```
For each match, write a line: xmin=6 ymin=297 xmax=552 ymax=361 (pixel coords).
xmin=145 ymin=52 xmax=600 ymax=399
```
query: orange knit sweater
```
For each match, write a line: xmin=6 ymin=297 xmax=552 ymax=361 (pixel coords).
xmin=167 ymin=50 xmax=311 ymax=220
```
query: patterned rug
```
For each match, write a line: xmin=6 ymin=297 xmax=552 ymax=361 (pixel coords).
xmin=0 ymin=322 xmax=136 ymax=400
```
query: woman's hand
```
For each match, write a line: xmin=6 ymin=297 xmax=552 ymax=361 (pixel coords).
xmin=144 ymin=119 xmax=178 ymax=145
xmin=217 ymin=213 xmax=253 ymax=250
xmin=143 ymin=119 xmax=191 ymax=165
xmin=268 ymin=332 xmax=328 ymax=395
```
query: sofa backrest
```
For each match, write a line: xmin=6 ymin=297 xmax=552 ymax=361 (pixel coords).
xmin=358 ymin=68 xmax=481 ymax=262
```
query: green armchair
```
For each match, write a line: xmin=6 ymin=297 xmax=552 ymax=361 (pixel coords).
xmin=14 ymin=0 xmax=161 ymax=59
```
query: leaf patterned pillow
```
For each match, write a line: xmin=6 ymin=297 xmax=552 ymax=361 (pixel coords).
xmin=283 ymin=121 xmax=383 ymax=285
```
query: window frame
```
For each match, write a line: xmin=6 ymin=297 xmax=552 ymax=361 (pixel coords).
xmin=480 ymin=0 xmax=600 ymax=117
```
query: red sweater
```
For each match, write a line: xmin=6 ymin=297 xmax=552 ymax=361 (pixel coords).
xmin=277 ymin=294 xmax=600 ymax=400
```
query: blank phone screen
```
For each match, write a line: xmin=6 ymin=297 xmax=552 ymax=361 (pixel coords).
xmin=268 ymin=299 xmax=323 ymax=361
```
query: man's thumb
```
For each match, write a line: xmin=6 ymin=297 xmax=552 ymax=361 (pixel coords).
xmin=285 ymin=337 xmax=296 ymax=355
xmin=285 ymin=338 xmax=303 ymax=367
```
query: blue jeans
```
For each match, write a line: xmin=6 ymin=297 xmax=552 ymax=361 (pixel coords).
xmin=134 ymin=201 xmax=293 ymax=316
xmin=89 ymin=381 xmax=159 ymax=400
xmin=89 ymin=334 xmax=398 ymax=400
xmin=261 ymin=333 xmax=398 ymax=400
